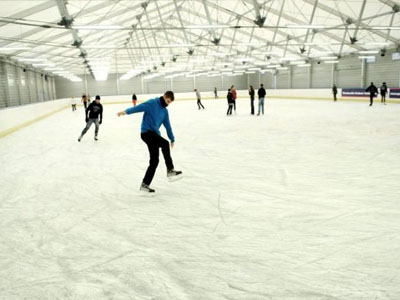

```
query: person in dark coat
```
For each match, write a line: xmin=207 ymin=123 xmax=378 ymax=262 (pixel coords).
xmin=380 ymin=82 xmax=388 ymax=104
xmin=249 ymin=85 xmax=255 ymax=115
xmin=257 ymin=84 xmax=266 ymax=115
xmin=366 ymin=82 xmax=378 ymax=106
xmin=332 ymin=84 xmax=338 ymax=101
xmin=132 ymin=93 xmax=137 ymax=106
xmin=226 ymin=89 xmax=234 ymax=115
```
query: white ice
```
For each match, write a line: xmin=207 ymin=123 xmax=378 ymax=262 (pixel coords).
xmin=0 ymin=98 xmax=400 ymax=300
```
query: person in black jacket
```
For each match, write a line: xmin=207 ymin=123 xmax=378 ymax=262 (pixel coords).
xmin=257 ymin=84 xmax=266 ymax=115
xmin=132 ymin=93 xmax=137 ymax=106
xmin=78 ymin=95 xmax=103 ymax=141
xmin=249 ymin=85 xmax=255 ymax=115
xmin=332 ymin=84 xmax=338 ymax=101
xmin=366 ymin=82 xmax=378 ymax=106
xmin=226 ymin=89 xmax=234 ymax=115
xmin=380 ymin=82 xmax=388 ymax=104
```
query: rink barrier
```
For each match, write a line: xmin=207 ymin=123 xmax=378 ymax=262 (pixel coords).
xmin=0 ymin=106 xmax=68 ymax=139
xmin=1 ymin=93 xmax=399 ymax=139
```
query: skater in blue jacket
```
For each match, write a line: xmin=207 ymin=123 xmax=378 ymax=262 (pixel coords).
xmin=117 ymin=91 xmax=182 ymax=193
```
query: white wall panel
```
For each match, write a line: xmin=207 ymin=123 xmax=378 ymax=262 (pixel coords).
xmin=6 ymin=64 xmax=19 ymax=107
xmin=17 ymin=67 xmax=30 ymax=105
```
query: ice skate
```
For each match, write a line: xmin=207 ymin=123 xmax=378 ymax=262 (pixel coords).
xmin=167 ymin=169 xmax=183 ymax=182
xmin=78 ymin=135 xmax=82 ymax=142
xmin=140 ymin=182 xmax=155 ymax=194
xmin=94 ymin=135 xmax=98 ymax=141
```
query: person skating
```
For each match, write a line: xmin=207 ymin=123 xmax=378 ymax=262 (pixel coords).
xmin=231 ymin=85 xmax=237 ymax=113
xmin=257 ymin=84 xmax=266 ymax=115
xmin=116 ymin=91 xmax=182 ymax=194
xmin=78 ymin=95 xmax=103 ymax=142
xmin=332 ymin=84 xmax=338 ymax=101
xmin=226 ymin=88 xmax=234 ymax=115
xmin=249 ymin=85 xmax=255 ymax=115
xmin=195 ymin=89 xmax=205 ymax=109
xmin=132 ymin=93 xmax=137 ymax=106
xmin=71 ymin=96 xmax=77 ymax=111
xmin=81 ymin=93 xmax=88 ymax=109
xmin=214 ymin=87 xmax=218 ymax=99
xmin=380 ymin=82 xmax=388 ymax=105
xmin=366 ymin=82 xmax=378 ymax=106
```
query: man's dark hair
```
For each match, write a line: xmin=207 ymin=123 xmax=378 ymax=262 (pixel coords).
xmin=164 ymin=91 xmax=174 ymax=101
xmin=260 ymin=84 xmax=264 ymax=87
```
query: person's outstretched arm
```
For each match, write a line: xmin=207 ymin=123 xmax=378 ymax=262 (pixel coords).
xmin=117 ymin=101 xmax=148 ymax=117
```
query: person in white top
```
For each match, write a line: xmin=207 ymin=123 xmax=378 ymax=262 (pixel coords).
xmin=194 ymin=89 xmax=205 ymax=110
xmin=70 ymin=96 xmax=77 ymax=111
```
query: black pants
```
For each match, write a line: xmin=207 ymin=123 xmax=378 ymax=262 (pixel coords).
xmin=141 ymin=131 xmax=174 ymax=185
xmin=233 ymin=100 xmax=236 ymax=111
xmin=250 ymin=98 xmax=254 ymax=114
xmin=227 ymin=103 xmax=233 ymax=115
xmin=197 ymin=99 xmax=204 ymax=109
xmin=83 ymin=102 xmax=87 ymax=109
xmin=72 ymin=104 xmax=76 ymax=111
xmin=381 ymin=94 xmax=386 ymax=102
xmin=369 ymin=95 xmax=374 ymax=106
xmin=333 ymin=94 xmax=337 ymax=101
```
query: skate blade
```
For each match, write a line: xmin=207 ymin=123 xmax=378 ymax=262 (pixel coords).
xmin=168 ymin=174 xmax=183 ymax=182
xmin=139 ymin=190 xmax=156 ymax=197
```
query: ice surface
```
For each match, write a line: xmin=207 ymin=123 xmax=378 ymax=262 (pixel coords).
xmin=0 ymin=98 xmax=399 ymax=299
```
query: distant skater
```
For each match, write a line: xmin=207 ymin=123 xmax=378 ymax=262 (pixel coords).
xmin=226 ymin=88 xmax=234 ymax=115
xmin=81 ymin=93 xmax=88 ymax=109
xmin=257 ymin=84 xmax=266 ymax=115
xmin=132 ymin=93 xmax=137 ymax=106
xmin=332 ymin=84 xmax=338 ymax=101
xmin=249 ymin=85 xmax=255 ymax=115
xmin=78 ymin=95 xmax=103 ymax=142
xmin=117 ymin=91 xmax=182 ymax=194
xmin=366 ymin=82 xmax=378 ymax=106
xmin=380 ymin=82 xmax=388 ymax=105
xmin=195 ymin=89 xmax=205 ymax=109
xmin=231 ymin=85 xmax=237 ymax=113
xmin=71 ymin=96 xmax=77 ymax=111
xmin=214 ymin=87 xmax=218 ymax=99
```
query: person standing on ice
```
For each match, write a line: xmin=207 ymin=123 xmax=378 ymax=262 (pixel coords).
xmin=231 ymin=85 xmax=237 ymax=113
xmin=117 ymin=91 xmax=182 ymax=194
xmin=332 ymin=84 xmax=338 ymax=101
xmin=195 ymin=89 xmax=205 ymax=109
xmin=78 ymin=95 xmax=103 ymax=142
xmin=226 ymin=88 xmax=234 ymax=115
xmin=249 ymin=85 xmax=255 ymax=115
xmin=257 ymin=84 xmax=266 ymax=115
xmin=70 ymin=96 xmax=77 ymax=111
xmin=132 ymin=93 xmax=137 ymax=106
xmin=366 ymin=82 xmax=378 ymax=106
xmin=380 ymin=82 xmax=388 ymax=104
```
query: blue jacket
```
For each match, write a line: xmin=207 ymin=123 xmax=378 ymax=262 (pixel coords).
xmin=125 ymin=97 xmax=175 ymax=143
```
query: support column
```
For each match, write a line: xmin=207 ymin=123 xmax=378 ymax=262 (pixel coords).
xmin=15 ymin=65 xmax=22 ymax=105
xmin=2 ymin=62 xmax=11 ymax=107
xmin=361 ymin=59 xmax=366 ymax=88
xmin=84 ymin=73 xmax=88 ymax=95
xmin=115 ymin=52 xmax=120 ymax=95
xmin=308 ymin=64 xmax=312 ymax=88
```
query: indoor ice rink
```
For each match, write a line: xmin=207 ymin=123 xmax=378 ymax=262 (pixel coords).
xmin=1 ymin=1 xmax=400 ymax=300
